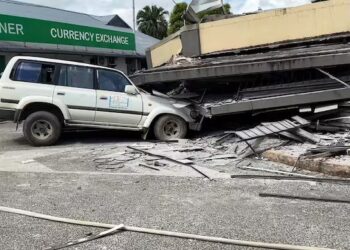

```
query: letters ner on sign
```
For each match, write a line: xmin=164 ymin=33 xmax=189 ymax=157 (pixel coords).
xmin=0 ymin=14 xmax=136 ymax=51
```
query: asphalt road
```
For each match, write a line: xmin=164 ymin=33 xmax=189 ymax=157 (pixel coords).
xmin=0 ymin=123 xmax=349 ymax=250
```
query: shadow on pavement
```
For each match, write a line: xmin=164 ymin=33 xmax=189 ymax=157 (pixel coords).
xmin=58 ymin=129 xmax=142 ymax=145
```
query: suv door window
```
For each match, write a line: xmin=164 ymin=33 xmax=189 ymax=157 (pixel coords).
xmin=97 ymin=69 xmax=130 ymax=92
xmin=14 ymin=61 xmax=55 ymax=84
xmin=58 ymin=65 xmax=94 ymax=89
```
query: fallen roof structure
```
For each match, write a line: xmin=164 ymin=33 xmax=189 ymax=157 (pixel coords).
xmin=130 ymin=0 xmax=350 ymax=120
xmin=131 ymin=42 xmax=350 ymax=85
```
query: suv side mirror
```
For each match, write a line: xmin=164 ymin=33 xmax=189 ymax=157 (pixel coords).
xmin=125 ymin=85 xmax=138 ymax=95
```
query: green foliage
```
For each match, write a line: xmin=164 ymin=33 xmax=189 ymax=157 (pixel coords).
xmin=168 ymin=2 xmax=188 ymax=35
xmin=168 ymin=2 xmax=232 ymax=35
xmin=168 ymin=2 xmax=231 ymax=35
xmin=137 ymin=5 xmax=169 ymax=40
xmin=198 ymin=3 xmax=231 ymax=19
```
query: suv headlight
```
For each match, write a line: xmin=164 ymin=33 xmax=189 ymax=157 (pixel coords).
xmin=172 ymin=103 xmax=190 ymax=109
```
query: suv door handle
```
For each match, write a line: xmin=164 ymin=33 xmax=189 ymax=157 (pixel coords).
xmin=2 ymin=86 xmax=16 ymax=90
xmin=100 ymin=96 xmax=108 ymax=100
xmin=57 ymin=92 xmax=65 ymax=96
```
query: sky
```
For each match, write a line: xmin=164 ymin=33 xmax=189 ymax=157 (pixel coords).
xmin=14 ymin=0 xmax=311 ymax=27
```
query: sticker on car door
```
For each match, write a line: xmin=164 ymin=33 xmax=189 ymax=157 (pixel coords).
xmin=109 ymin=96 xmax=129 ymax=109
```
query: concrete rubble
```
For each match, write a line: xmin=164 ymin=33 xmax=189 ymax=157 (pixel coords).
xmin=77 ymin=110 xmax=350 ymax=179
xmin=35 ymin=115 xmax=349 ymax=179
xmin=1 ymin=114 xmax=350 ymax=250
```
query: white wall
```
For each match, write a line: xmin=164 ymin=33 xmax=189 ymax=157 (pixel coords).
xmin=114 ymin=57 xmax=127 ymax=74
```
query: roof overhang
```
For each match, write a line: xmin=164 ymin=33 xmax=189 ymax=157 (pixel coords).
xmin=0 ymin=41 xmax=145 ymax=58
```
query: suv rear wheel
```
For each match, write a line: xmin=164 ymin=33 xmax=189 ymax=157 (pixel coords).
xmin=154 ymin=114 xmax=188 ymax=140
xmin=23 ymin=111 xmax=62 ymax=146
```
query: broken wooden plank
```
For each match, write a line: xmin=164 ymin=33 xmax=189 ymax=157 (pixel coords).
xmin=175 ymin=147 xmax=203 ymax=152
xmin=279 ymin=120 xmax=296 ymax=129
xmin=231 ymin=175 xmax=350 ymax=184
xmin=292 ymin=128 xmax=320 ymax=144
xmin=307 ymin=146 xmax=350 ymax=154
xmin=233 ymin=116 xmax=311 ymax=142
xmin=284 ymin=119 xmax=300 ymax=128
xmin=149 ymin=140 xmax=179 ymax=143
xmin=238 ymin=166 xmax=311 ymax=178
xmin=257 ymin=126 xmax=273 ymax=134
xmin=245 ymin=130 xmax=259 ymax=138
xmin=235 ymin=131 xmax=251 ymax=140
xmin=264 ymin=124 xmax=281 ymax=133
xmin=127 ymin=146 xmax=213 ymax=180
xmin=291 ymin=116 xmax=310 ymax=125
xmin=139 ymin=163 xmax=160 ymax=171
xmin=278 ymin=131 xmax=304 ymax=142
xmin=272 ymin=122 xmax=288 ymax=131
xmin=259 ymin=192 xmax=350 ymax=204
xmin=240 ymin=140 xmax=288 ymax=159
xmin=250 ymin=128 xmax=266 ymax=136
xmin=205 ymin=154 xmax=237 ymax=161
xmin=144 ymin=156 xmax=161 ymax=161
xmin=215 ymin=133 xmax=233 ymax=145
xmin=177 ymin=159 xmax=194 ymax=164
xmin=45 ymin=225 xmax=125 ymax=250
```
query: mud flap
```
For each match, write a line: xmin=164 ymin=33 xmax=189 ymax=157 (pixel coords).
xmin=141 ymin=128 xmax=149 ymax=140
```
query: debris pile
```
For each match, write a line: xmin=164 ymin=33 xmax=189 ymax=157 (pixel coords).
xmin=199 ymin=106 xmax=350 ymax=177
xmin=55 ymin=105 xmax=350 ymax=179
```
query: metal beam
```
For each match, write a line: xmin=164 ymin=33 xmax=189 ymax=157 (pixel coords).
xmin=132 ymin=52 xmax=350 ymax=85
xmin=206 ymin=87 xmax=350 ymax=117
xmin=315 ymin=67 xmax=350 ymax=87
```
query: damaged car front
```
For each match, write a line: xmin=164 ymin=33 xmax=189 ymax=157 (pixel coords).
xmin=139 ymin=89 xmax=203 ymax=139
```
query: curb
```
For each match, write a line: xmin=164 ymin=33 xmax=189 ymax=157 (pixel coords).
xmin=262 ymin=149 xmax=350 ymax=178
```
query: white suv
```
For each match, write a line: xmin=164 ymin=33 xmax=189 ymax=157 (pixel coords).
xmin=0 ymin=56 xmax=200 ymax=146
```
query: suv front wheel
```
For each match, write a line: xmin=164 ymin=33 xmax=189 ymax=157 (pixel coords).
xmin=153 ymin=114 xmax=188 ymax=140
xmin=23 ymin=111 xmax=62 ymax=146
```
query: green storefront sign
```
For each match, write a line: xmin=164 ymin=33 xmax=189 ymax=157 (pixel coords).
xmin=0 ymin=14 xmax=136 ymax=51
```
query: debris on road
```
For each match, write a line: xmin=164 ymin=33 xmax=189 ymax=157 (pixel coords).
xmin=232 ymin=116 xmax=310 ymax=142
xmin=306 ymin=145 xmax=350 ymax=157
xmin=175 ymin=147 xmax=203 ymax=152
xmin=237 ymin=166 xmax=311 ymax=178
xmin=127 ymin=145 xmax=217 ymax=180
xmin=204 ymin=154 xmax=237 ymax=161
xmin=21 ymin=159 xmax=36 ymax=164
xmin=230 ymin=175 xmax=350 ymax=184
xmin=0 ymin=205 xmax=335 ymax=250
xmin=138 ymin=163 xmax=161 ymax=171
xmin=45 ymin=225 xmax=125 ymax=250
xmin=259 ymin=193 xmax=350 ymax=204
xmin=75 ymin=108 xmax=350 ymax=178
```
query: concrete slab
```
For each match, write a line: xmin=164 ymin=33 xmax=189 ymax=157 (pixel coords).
xmin=263 ymin=149 xmax=350 ymax=177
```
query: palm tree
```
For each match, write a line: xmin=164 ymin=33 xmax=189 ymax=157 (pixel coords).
xmin=137 ymin=5 xmax=169 ymax=40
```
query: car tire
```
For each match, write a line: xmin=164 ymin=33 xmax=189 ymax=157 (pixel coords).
xmin=154 ymin=114 xmax=188 ymax=140
xmin=23 ymin=111 xmax=62 ymax=146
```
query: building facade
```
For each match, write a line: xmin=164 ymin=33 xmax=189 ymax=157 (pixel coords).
xmin=0 ymin=0 xmax=159 ymax=75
